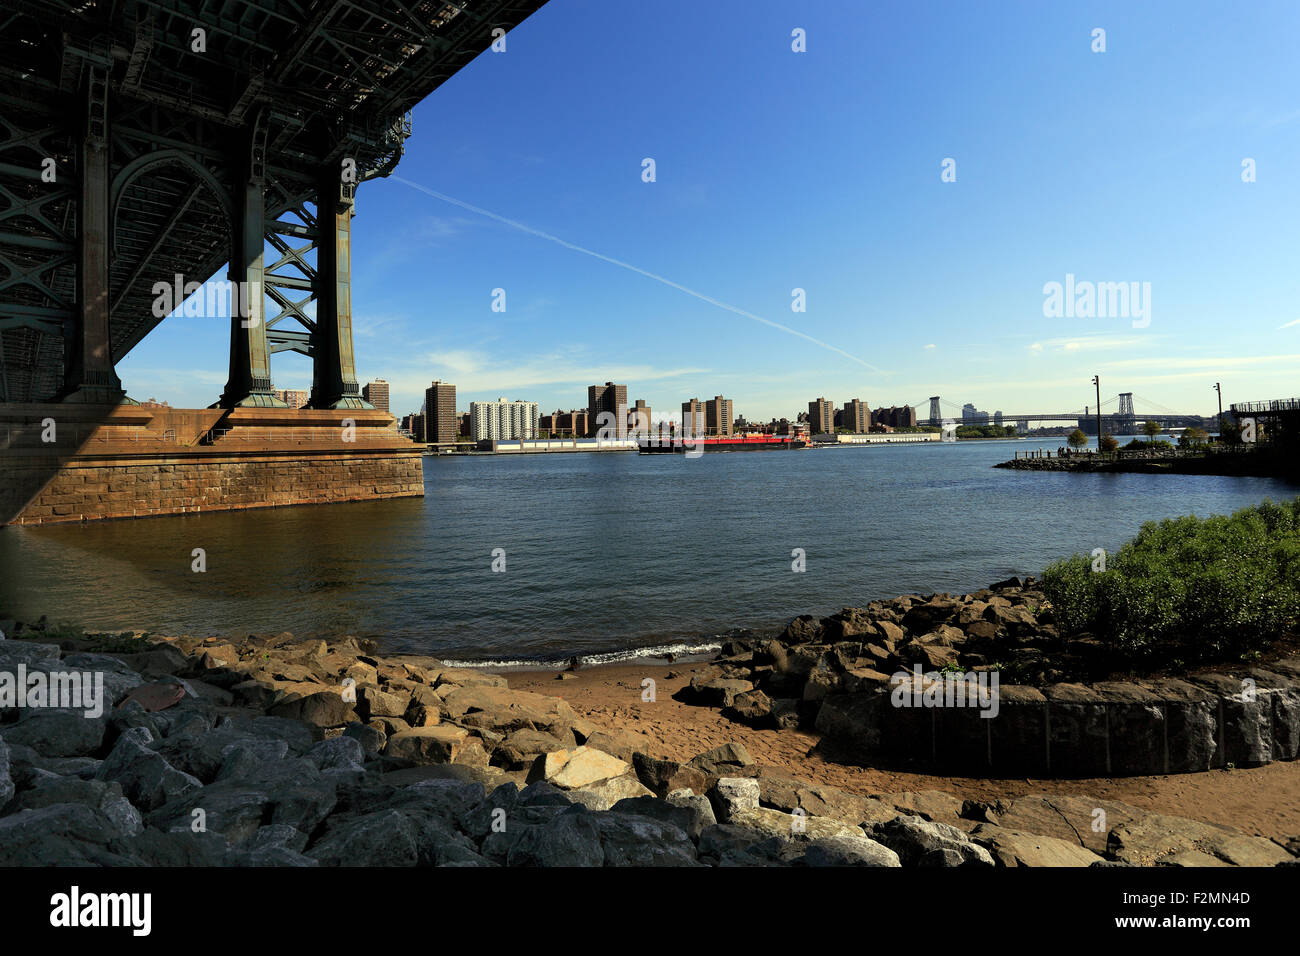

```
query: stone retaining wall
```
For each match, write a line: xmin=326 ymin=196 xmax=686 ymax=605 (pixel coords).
xmin=814 ymin=660 xmax=1300 ymax=777
xmin=1 ymin=404 xmax=424 ymax=524
xmin=6 ymin=450 xmax=424 ymax=524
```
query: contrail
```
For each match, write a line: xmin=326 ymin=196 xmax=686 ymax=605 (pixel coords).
xmin=391 ymin=176 xmax=881 ymax=372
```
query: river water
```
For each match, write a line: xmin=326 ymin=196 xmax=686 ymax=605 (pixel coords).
xmin=0 ymin=438 xmax=1293 ymax=664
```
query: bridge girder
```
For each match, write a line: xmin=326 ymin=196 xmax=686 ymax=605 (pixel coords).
xmin=0 ymin=0 xmax=549 ymax=404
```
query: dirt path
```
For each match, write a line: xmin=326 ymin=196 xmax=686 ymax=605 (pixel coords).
xmin=510 ymin=662 xmax=1300 ymax=841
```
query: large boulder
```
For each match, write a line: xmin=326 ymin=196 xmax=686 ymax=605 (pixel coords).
xmin=356 ymin=686 xmax=411 ymax=721
xmin=148 ymin=784 xmax=272 ymax=845
xmin=686 ymin=742 xmax=754 ymax=776
xmin=867 ymin=814 xmax=995 ymax=867
xmin=526 ymin=746 xmax=628 ymax=790
xmin=722 ymin=689 xmax=774 ymax=726
xmin=972 ymin=793 xmax=1139 ymax=856
xmin=267 ymin=690 xmax=357 ymax=728
xmin=683 ymin=677 xmax=754 ymax=708
xmin=60 ymin=652 xmax=145 ymax=704
xmin=16 ymin=777 xmax=142 ymax=837
xmin=612 ymin=794 xmax=715 ymax=841
xmin=1 ymin=707 xmax=110 ymax=758
xmin=385 ymin=726 xmax=470 ymax=765
xmin=778 ymin=615 xmax=823 ymax=645
xmin=1107 ymin=812 xmax=1293 ymax=867
xmin=0 ymin=803 xmax=138 ymax=865
xmin=594 ymin=813 xmax=699 ymax=866
xmin=708 ymin=777 xmax=760 ymax=822
xmin=0 ymin=641 xmax=61 ymax=669
xmin=307 ymin=809 xmax=420 ymax=866
xmin=969 ymin=823 xmax=1104 ymax=867
xmin=94 ymin=727 xmax=202 ymax=812
xmin=506 ymin=805 xmax=604 ymax=867
xmin=438 ymin=685 xmax=575 ymax=739
xmin=571 ymin=774 xmax=654 ymax=810
xmin=491 ymin=728 xmax=567 ymax=770
xmin=631 ymin=752 xmax=709 ymax=797
xmin=803 ymin=835 xmax=901 ymax=867
xmin=728 ymin=805 xmax=865 ymax=841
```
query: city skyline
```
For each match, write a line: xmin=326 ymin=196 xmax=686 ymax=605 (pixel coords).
xmin=116 ymin=0 xmax=1299 ymax=421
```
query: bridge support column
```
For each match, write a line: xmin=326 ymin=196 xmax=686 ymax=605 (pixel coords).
xmin=310 ymin=175 xmax=369 ymax=410
xmin=219 ymin=116 xmax=285 ymax=408
xmin=62 ymin=64 xmax=123 ymax=404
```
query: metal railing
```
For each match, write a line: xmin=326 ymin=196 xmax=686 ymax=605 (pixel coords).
xmin=1014 ymin=443 xmax=1258 ymax=462
xmin=0 ymin=424 xmax=188 ymax=449
xmin=1 ymin=423 xmax=401 ymax=449
xmin=201 ymin=426 xmax=402 ymax=445
xmin=1231 ymin=398 xmax=1300 ymax=414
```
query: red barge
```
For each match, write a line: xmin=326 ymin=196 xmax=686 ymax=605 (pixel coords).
xmin=638 ymin=434 xmax=808 ymax=453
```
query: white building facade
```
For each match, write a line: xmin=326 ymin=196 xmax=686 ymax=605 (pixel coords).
xmin=470 ymin=398 xmax=540 ymax=440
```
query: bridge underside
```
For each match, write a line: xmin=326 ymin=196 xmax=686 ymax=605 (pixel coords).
xmin=0 ymin=0 xmax=545 ymax=406
xmin=0 ymin=1 xmax=546 ymax=523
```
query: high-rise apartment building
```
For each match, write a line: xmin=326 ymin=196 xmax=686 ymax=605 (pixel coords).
xmin=872 ymin=405 xmax=919 ymax=429
xmin=627 ymin=399 xmax=652 ymax=437
xmin=842 ymin=399 xmax=868 ymax=434
xmin=809 ymin=397 xmax=835 ymax=434
xmin=470 ymin=398 xmax=540 ymax=441
xmin=540 ymin=409 xmax=588 ymax=437
xmin=681 ymin=398 xmax=705 ymax=437
xmin=275 ymin=388 xmax=308 ymax=409
xmin=362 ymin=379 xmax=389 ymax=413
xmin=705 ymin=395 xmax=733 ymax=436
xmin=587 ymin=381 xmax=629 ymax=438
xmin=403 ymin=413 xmax=425 ymax=440
xmin=424 ymin=380 xmax=458 ymax=445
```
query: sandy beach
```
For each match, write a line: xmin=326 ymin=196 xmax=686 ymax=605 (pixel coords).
xmin=511 ymin=660 xmax=1300 ymax=841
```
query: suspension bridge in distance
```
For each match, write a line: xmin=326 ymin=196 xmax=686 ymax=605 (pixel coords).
xmin=916 ymin=393 xmax=1211 ymax=433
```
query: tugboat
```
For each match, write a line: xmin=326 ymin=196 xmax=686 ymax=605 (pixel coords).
xmin=638 ymin=433 xmax=808 ymax=453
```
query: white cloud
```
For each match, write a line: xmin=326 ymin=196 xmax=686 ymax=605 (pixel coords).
xmin=1278 ymin=318 xmax=1300 ymax=329
xmin=1035 ymin=334 xmax=1152 ymax=353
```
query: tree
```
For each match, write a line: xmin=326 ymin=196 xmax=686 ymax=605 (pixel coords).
xmin=1099 ymin=433 xmax=1119 ymax=453
xmin=1179 ymin=426 xmax=1208 ymax=448
xmin=1141 ymin=419 xmax=1163 ymax=444
xmin=1067 ymin=428 xmax=1088 ymax=450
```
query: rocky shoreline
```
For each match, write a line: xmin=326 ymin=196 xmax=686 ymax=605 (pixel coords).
xmin=994 ymin=449 xmax=1293 ymax=477
xmin=670 ymin=577 xmax=1300 ymax=777
xmin=1 ymin=605 xmax=1296 ymax=867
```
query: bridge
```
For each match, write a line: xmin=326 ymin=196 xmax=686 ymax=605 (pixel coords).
xmin=916 ymin=393 xmax=1208 ymax=433
xmin=0 ymin=0 xmax=548 ymax=524
xmin=1 ymin=0 xmax=546 ymax=406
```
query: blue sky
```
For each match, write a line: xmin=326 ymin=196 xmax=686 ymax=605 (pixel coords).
xmin=120 ymin=0 xmax=1300 ymax=423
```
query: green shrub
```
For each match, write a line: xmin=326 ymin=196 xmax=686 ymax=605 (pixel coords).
xmin=1123 ymin=438 xmax=1174 ymax=451
xmin=1042 ymin=498 xmax=1300 ymax=666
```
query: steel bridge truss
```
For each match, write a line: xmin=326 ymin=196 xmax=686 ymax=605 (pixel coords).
xmin=0 ymin=0 xmax=547 ymax=406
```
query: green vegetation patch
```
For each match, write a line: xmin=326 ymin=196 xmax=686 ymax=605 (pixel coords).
xmin=1042 ymin=498 xmax=1300 ymax=666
